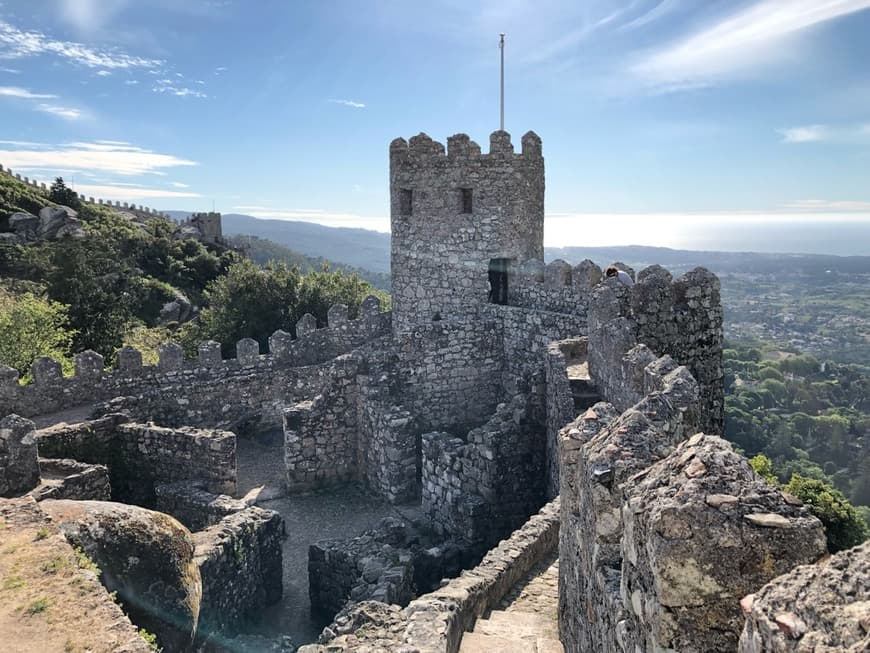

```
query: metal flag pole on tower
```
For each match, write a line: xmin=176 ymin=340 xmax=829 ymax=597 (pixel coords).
xmin=499 ymin=33 xmax=505 ymax=131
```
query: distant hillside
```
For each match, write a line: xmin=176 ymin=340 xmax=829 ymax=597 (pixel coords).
xmin=224 ymin=234 xmax=390 ymax=291
xmin=167 ymin=211 xmax=870 ymax=280
xmin=167 ymin=212 xmax=392 ymax=274
xmin=546 ymin=245 xmax=870 ymax=275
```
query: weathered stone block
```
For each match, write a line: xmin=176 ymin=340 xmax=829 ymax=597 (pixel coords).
xmin=296 ymin=313 xmax=317 ymax=338
xmin=621 ymin=434 xmax=826 ymax=653
xmin=236 ymin=338 xmax=259 ymax=366
xmin=116 ymin=345 xmax=143 ymax=373
xmin=360 ymin=295 xmax=381 ymax=319
xmin=268 ymin=330 xmax=292 ymax=358
xmin=31 ymin=356 xmax=63 ymax=385
xmin=197 ymin=340 xmax=222 ymax=368
xmin=74 ymin=350 xmax=104 ymax=379
xmin=0 ymin=414 xmax=40 ymax=497
xmin=158 ymin=342 xmax=184 ymax=372
xmin=738 ymin=541 xmax=870 ymax=653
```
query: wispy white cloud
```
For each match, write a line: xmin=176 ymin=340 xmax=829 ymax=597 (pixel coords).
xmin=633 ymin=0 xmax=870 ymax=87
xmin=620 ymin=0 xmax=684 ymax=31
xmin=0 ymin=19 xmax=163 ymax=70
xmin=328 ymin=98 xmax=365 ymax=109
xmin=75 ymin=183 xmax=201 ymax=200
xmin=96 ymin=70 xmax=112 ymax=77
xmin=36 ymin=104 xmax=82 ymax=120
xmin=0 ymin=141 xmax=198 ymax=176
xmin=780 ymin=125 xmax=829 ymax=143
xmin=0 ymin=66 xmax=20 ymax=74
xmin=780 ymin=123 xmax=870 ymax=144
xmin=124 ymin=79 xmax=139 ymax=85
xmin=153 ymin=78 xmax=207 ymax=98
xmin=170 ymin=182 xmax=190 ymax=188
xmin=783 ymin=199 xmax=870 ymax=211
xmin=0 ymin=86 xmax=56 ymax=99
xmin=329 ymin=100 xmax=366 ymax=109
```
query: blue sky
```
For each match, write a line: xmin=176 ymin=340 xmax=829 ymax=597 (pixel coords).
xmin=1 ymin=0 xmax=870 ymax=248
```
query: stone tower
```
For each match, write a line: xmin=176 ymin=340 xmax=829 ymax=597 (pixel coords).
xmin=389 ymin=130 xmax=545 ymax=331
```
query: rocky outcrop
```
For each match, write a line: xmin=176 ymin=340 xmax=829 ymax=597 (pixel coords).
xmin=739 ymin=540 xmax=870 ymax=653
xmin=0 ymin=414 xmax=39 ymax=497
xmin=41 ymin=499 xmax=202 ymax=652
xmin=7 ymin=205 xmax=84 ymax=242
xmin=39 ymin=205 xmax=84 ymax=239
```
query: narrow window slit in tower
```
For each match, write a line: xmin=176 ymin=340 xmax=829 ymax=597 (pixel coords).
xmin=400 ymin=189 xmax=413 ymax=216
xmin=460 ymin=188 xmax=473 ymax=214
xmin=488 ymin=258 xmax=509 ymax=305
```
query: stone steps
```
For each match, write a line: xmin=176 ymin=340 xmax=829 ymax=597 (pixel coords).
xmin=459 ymin=611 xmax=563 ymax=653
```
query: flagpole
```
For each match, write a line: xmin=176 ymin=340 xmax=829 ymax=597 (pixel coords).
xmin=499 ymin=33 xmax=505 ymax=131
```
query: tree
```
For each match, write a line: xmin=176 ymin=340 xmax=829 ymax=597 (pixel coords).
xmin=183 ymin=259 xmax=377 ymax=356
xmin=45 ymin=233 xmax=139 ymax=358
xmin=183 ymin=259 xmax=302 ymax=355
xmin=0 ymin=289 xmax=75 ymax=380
xmin=48 ymin=177 xmax=81 ymax=210
xmin=784 ymin=474 xmax=869 ymax=553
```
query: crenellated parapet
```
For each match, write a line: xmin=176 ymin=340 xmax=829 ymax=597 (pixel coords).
xmin=0 ymin=163 xmax=170 ymax=218
xmin=588 ymin=265 xmax=724 ymax=435
xmin=0 ymin=298 xmax=391 ymax=420
xmin=504 ymin=257 xmax=602 ymax=316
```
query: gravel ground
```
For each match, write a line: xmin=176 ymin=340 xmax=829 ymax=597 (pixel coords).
xmin=235 ymin=430 xmax=407 ymax=646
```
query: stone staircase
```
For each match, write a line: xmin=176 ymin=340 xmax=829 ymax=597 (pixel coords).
xmin=459 ymin=610 xmax=563 ymax=652
xmin=459 ymin=554 xmax=563 ymax=653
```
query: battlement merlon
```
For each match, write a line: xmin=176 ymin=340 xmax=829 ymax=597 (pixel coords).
xmin=389 ymin=130 xmax=543 ymax=166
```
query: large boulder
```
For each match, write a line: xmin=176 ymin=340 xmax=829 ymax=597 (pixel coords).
xmin=38 ymin=205 xmax=84 ymax=240
xmin=159 ymin=293 xmax=193 ymax=325
xmin=9 ymin=211 xmax=39 ymax=240
xmin=739 ymin=541 xmax=870 ymax=652
xmin=0 ymin=415 xmax=40 ymax=497
xmin=41 ymin=499 xmax=202 ymax=651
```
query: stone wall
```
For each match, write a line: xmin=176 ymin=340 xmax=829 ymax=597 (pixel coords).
xmin=309 ymin=517 xmax=428 ymax=618
xmin=421 ymin=394 xmax=547 ymax=555
xmin=393 ymin=320 xmax=504 ymax=432
xmin=284 ymin=355 xmax=360 ymax=489
xmin=507 ymin=257 xmax=601 ymax=316
xmin=34 ymin=415 xmax=236 ymax=507
xmin=485 ymin=303 xmax=587 ymax=400
xmin=0 ymin=300 xmax=390 ymax=428
xmin=389 ymin=131 xmax=545 ymax=331
xmin=301 ymin=499 xmax=560 ymax=653
xmin=588 ymin=266 xmax=724 ymax=434
xmin=155 ymin=480 xmax=248 ymax=531
xmin=357 ymin=372 xmax=419 ymax=503
xmin=194 ymin=506 xmax=284 ymax=638
xmin=32 ymin=457 xmax=111 ymax=501
xmin=543 ymin=338 xmax=585 ymax=500
xmin=558 ymin=358 xmax=827 ymax=653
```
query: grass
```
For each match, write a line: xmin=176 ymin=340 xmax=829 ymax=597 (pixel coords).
xmin=73 ymin=548 xmax=100 ymax=575
xmin=138 ymin=628 xmax=161 ymax=652
xmin=41 ymin=556 xmax=70 ymax=574
xmin=24 ymin=597 xmax=50 ymax=616
xmin=2 ymin=574 xmax=25 ymax=591
xmin=34 ymin=527 xmax=51 ymax=542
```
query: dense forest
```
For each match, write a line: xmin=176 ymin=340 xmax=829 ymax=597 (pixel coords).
xmin=0 ymin=173 xmax=384 ymax=375
xmin=724 ymin=343 xmax=869 ymax=549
